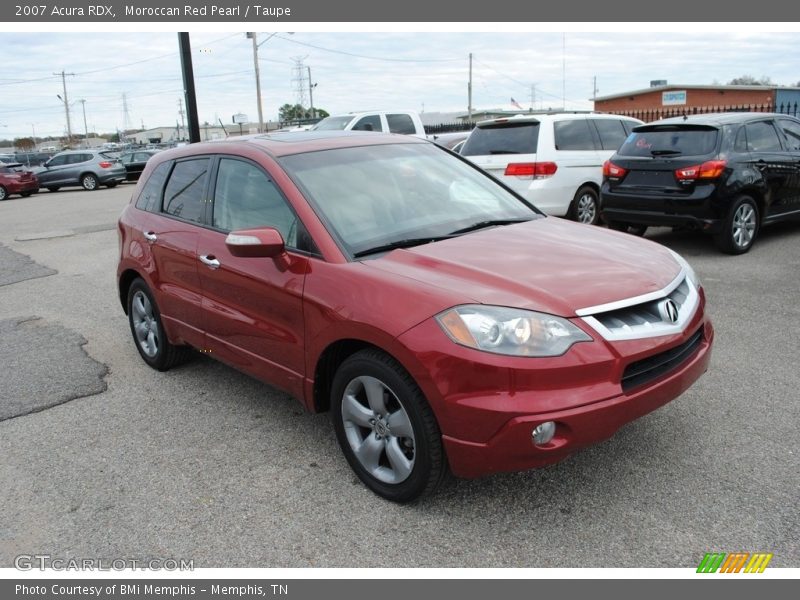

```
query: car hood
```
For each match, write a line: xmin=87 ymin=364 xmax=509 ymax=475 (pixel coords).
xmin=364 ymin=217 xmax=681 ymax=317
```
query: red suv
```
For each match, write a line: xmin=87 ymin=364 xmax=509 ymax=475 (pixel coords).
xmin=117 ymin=132 xmax=713 ymax=502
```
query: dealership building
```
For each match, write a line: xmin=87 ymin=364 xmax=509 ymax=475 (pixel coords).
xmin=594 ymin=83 xmax=800 ymax=122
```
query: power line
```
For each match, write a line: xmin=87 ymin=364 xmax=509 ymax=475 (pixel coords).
xmin=274 ymin=34 xmax=462 ymax=63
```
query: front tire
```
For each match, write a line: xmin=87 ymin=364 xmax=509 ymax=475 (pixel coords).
xmin=127 ymin=278 xmax=191 ymax=371
xmin=607 ymin=220 xmax=647 ymax=236
xmin=570 ymin=185 xmax=600 ymax=225
xmin=47 ymin=187 xmax=60 ymax=193
xmin=714 ymin=195 xmax=759 ymax=254
xmin=331 ymin=349 xmax=446 ymax=503
xmin=81 ymin=173 xmax=99 ymax=191
xmin=0 ymin=185 xmax=7 ymax=201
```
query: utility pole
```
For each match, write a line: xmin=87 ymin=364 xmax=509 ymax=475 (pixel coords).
xmin=177 ymin=32 xmax=201 ymax=144
xmin=177 ymin=98 xmax=186 ymax=140
xmin=307 ymin=66 xmax=317 ymax=120
xmin=78 ymin=99 xmax=88 ymax=147
xmin=246 ymin=32 xmax=264 ymax=133
xmin=467 ymin=53 xmax=473 ymax=121
xmin=54 ymin=70 xmax=75 ymax=144
xmin=592 ymin=76 xmax=599 ymax=104
xmin=530 ymin=84 xmax=536 ymax=111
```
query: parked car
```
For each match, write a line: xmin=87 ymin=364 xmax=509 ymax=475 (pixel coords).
xmin=313 ymin=110 xmax=427 ymax=138
xmin=119 ymin=150 xmax=160 ymax=181
xmin=460 ymin=112 xmax=643 ymax=225
xmin=601 ymin=112 xmax=800 ymax=254
xmin=117 ymin=132 xmax=713 ymax=502
xmin=14 ymin=151 xmax=54 ymax=167
xmin=428 ymin=131 xmax=471 ymax=153
xmin=34 ymin=150 xmax=126 ymax=192
xmin=0 ymin=162 xmax=39 ymax=200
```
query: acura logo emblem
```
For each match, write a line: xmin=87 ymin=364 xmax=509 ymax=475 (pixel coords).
xmin=658 ymin=299 xmax=680 ymax=324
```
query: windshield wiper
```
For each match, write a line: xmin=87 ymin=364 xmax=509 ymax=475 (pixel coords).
xmin=650 ymin=149 xmax=682 ymax=156
xmin=448 ymin=218 xmax=532 ymax=235
xmin=353 ymin=236 xmax=455 ymax=258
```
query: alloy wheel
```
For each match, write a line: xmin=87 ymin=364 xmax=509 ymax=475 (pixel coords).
xmin=131 ymin=290 xmax=160 ymax=358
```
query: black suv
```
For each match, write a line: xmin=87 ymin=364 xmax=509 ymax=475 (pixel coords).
xmin=600 ymin=112 xmax=800 ymax=254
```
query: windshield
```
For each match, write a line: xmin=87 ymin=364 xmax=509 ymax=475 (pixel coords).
xmin=618 ymin=126 xmax=719 ymax=157
xmin=279 ymin=143 xmax=538 ymax=258
xmin=312 ymin=116 xmax=355 ymax=131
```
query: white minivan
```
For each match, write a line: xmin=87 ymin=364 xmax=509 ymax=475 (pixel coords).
xmin=460 ymin=112 xmax=643 ymax=225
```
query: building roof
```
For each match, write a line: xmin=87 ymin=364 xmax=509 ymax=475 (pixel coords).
xmin=594 ymin=84 xmax=800 ymax=103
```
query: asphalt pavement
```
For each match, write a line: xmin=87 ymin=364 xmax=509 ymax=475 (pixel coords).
xmin=0 ymin=185 xmax=797 ymax=568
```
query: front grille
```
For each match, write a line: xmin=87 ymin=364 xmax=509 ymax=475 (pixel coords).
xmin=621 ymin=328 xmax=704 ymax=392
xmin=592 ymin=278 xmax=690 ymax=335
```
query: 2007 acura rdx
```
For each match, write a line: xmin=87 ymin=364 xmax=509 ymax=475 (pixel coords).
xmin=117 ymin=132 xmax=713 ymax=502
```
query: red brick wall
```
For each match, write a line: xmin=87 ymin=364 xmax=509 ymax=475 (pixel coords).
xmin=595 ymin=88 xmax=777 ymax=121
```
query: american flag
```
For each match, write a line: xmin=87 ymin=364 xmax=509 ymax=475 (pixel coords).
xmin=510 ymin=97 xmax=523 ymax=110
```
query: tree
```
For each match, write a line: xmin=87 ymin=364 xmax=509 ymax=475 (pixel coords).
xmin=278 ymin=103 xmax=329 ymax=122
xmin=727 ymin=75 xmax=773 ymax=86
xmin=14 ymin=137 xmax=35 ymax=151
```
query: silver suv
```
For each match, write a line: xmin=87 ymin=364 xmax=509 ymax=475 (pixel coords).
xmin=34 ymin=150 xmax=126 ymax=192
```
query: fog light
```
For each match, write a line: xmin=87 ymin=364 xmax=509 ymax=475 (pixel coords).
xmin=532 ymin=421 xmax=556 ymax=446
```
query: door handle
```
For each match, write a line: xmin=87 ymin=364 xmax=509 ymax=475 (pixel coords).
xmin=199 ymin=254 xmax=220 ymax=269
xmin=143 ymin=231 xmax=157 ymax=242
xmin=755 ymin=160 xmax=768 ymax=172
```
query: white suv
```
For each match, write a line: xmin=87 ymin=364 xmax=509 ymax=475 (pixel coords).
xmin=460 ymin=112 xmax=643 ymax=224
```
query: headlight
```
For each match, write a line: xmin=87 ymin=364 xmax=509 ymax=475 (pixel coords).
xmin=436 ymin=305 xmax=592 ymax=357
xmin=668 ymin=249 xmax=700 ymax=288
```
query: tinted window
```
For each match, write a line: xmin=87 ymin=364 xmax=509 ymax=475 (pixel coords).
xmin=135 ymin=161 xmax=171 ymax=212
xmin=134 ymin=152 xmax=152 ymax=162
xmin=352 ymin=115 xmax=382 ymax=132
xmin=778 ymin=119 xmax=800 ymax=151
xmin=387 ymin=113 xmax=415 ymax=135
xmin=120 ymin=154 xmax=134 ymax=165
xmin=67 ymin=154 xmax=90 ymax=164
xmin=461 ymin=122 xmax=540 ymax=156
xmin=212 ymin=158 xmax=298 ymax=246
xmin=48 ymin=155 xmax=68 ymax=166
xmin=734 ymin=126 xmax=748 ymax=153
xmin=163 ymin=158 xmax=209 ymax=224
xmin=553 ymin=119 xmax=596 ymax=150
xmin=618 ymin=126 xmax=719 ymax=157
xmin=745 ymin=121 xmax=783 ymax=152
xmin=593 ymin=119 xmax=629 ymax=150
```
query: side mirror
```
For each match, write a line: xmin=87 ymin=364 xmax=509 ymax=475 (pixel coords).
xmin=43 ymin=160 xmax=51 ymax=168
xmin=225 ymin=227 xmax=285 ymax=258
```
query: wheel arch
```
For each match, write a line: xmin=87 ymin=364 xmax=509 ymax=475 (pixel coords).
xmin=118 ymin=268 xmax=142 ymax=314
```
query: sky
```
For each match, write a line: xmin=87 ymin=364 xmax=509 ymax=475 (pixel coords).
xmin=1 ymin=28 xmax=800 ymax=142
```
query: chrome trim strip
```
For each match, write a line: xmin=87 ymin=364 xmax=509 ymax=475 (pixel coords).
xmin=575 ymin=269 xmax=685 ymax=317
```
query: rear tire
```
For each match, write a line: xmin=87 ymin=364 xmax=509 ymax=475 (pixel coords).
xmin=81 ymin=173 xmax=99 ymax=191
xmin=127 ymin=278 xmax=192 ymax=371
xmin=714 ymin=195 xmax=759 ymax=254
xmin=607 ymin=221 xmax=647 ymax=236
xmin=331 ymin=349 xmax=446 ymax=503
xmin=569 ymin=186 xmax=600 ymax=225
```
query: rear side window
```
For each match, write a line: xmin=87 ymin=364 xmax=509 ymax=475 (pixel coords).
xmin=553 ymin=119 xmax=596 ymax=150
xmin=745 ymin=121 xmax=783 ymax=152
xmin=618 ymin=127 xmax=719 ymax=157
xmin=461 ymin=122 xmax=539 ymax=156
xmin=592 ymin=119 xmax=629 ymax=150
xmin=135 ymin=161 xmax=171 ymax=212
xmin=387 ymin=113 xmax=415 ymax=135
xmin=163 ymin=158 xmax=210 ymax=224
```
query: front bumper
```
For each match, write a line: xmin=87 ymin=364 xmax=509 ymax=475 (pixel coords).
xmin=398 ymin=304 xmax=713 ymax=479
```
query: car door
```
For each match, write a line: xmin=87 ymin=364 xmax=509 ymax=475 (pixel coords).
xmin=744 ymin=119 xmax=794 ymax=218
xmin=776 ymin=118 xmax=800 ymax=216
xmin=39 ymin=154 xmax=70 ymax=186
xmin=196 ymin=156 xmax=310 ymax=399
xmin=136 ymin=157 xmax=209 ymax=349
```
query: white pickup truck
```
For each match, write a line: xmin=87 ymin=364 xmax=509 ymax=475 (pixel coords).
xmin=312 ymin=110 xmax=427 ymax=138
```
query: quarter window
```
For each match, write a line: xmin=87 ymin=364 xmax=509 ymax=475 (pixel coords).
xmin=778 ymin=119 xmax=800 ymax=151
xmin=553 ymin=119 xmax=596 ymax=151
xmin=163 ymin=158 xmax=209 ymax=224
xmin=593 ymin=119 xmax=629 ymax=150
xmin=135 ymin=161 xmax=171 ymax=212
xmin=387 ymin=113 xmax=415 ymax=135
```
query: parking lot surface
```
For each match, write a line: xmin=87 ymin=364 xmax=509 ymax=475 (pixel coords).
xmin=0 ymin=186 xmax=798 ymax=567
